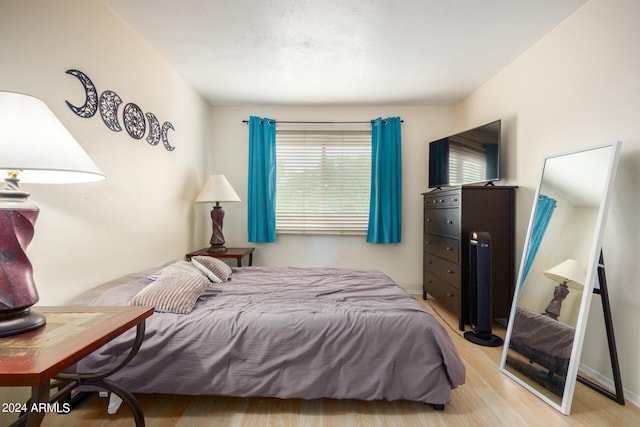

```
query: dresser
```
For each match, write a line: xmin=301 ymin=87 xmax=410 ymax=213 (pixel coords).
xmin=422 ymin=186 xmax=516 ymax=330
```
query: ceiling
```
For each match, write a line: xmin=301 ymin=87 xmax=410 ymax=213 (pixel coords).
xmin=103 ymin=0 xmax=587 ymax=107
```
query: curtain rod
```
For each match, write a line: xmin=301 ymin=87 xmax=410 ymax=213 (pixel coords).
xmin=242 ymin=119 xmax=403 ymax=124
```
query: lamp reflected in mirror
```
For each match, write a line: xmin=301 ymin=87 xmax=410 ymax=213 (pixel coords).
xmin=543 ymin=259 xmax=585 ymax=320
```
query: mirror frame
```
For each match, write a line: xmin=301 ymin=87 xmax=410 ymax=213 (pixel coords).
xmin=500 ymin=141 xmax=622 ymax=414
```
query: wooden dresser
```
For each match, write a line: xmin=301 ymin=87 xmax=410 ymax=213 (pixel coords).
xmin=422 ymin=186 xmax=517 ymax=330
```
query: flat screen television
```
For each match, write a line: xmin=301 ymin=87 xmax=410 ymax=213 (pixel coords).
xmin=428 ymin=120 xmax=501 ymax=188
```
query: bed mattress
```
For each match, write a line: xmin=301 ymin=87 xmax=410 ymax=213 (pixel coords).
xmin=76 ymin=266 xmax=465 ymax=405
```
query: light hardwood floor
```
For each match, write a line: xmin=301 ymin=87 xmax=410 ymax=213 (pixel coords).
xmin=40 ymin=295 xmax=639 ymax=427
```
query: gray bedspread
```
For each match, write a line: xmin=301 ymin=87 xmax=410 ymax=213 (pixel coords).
xmin=77 ymin=266 xmax=465 ymax=405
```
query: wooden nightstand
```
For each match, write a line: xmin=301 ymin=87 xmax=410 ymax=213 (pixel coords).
xmin=186 ymin=247 xmax=255 ymax=267
xmin=0 ymin=306 xmax=152 ymax=427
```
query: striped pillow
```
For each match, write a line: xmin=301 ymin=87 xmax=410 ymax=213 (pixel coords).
xmin=191 ymin=255 xmax=233 ymax=282
xmin=129 ymin=268 xmax=209 ymax=314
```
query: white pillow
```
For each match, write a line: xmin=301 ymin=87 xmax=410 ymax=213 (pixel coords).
xmin=130 ymin=268 xmax=209 ymax=314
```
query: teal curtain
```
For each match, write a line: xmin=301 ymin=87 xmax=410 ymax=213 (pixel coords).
xmin=247 ymin=116 xmax=276 ymax=242
xmin=367 ymin=117 xmax=402 ymax=244
xmin=521 ymin=194 xmax=557 ymax=282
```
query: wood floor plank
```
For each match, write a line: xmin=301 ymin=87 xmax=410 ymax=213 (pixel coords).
xmin=36 ymin=295 xmax=640 ymax=427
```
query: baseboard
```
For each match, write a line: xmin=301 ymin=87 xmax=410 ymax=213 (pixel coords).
xmin=579 ymin=363 xmax=639 ymax=408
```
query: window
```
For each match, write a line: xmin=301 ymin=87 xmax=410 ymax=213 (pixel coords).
xmin=276 ymin=129 xmax=371 ymax=235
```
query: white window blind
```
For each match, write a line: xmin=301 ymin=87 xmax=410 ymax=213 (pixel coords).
xmin=276 ymin=129 xmax=371 ymax=235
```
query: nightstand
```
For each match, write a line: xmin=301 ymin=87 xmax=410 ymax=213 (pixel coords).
xmin=186 ymin=247 xmax=254 ymax=267
xmin=0 ymin=306 xmax=152 ymax=427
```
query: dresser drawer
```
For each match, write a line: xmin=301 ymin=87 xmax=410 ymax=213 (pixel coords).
xmin=424 ymin=234 xmax=459 ymax=263
xmin=424 ymin=271 xmax=460 ymax=315
xmin=424 ymin=208 xmax=460 ymax=237
xmin=424 ymin=192 xmax=460 ymax=208
xmin=424 ymin=254 xmax=461 ymax=286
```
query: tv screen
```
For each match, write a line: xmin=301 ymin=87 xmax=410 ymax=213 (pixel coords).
xmin=428 ymin=120 xmax=501 ymax=188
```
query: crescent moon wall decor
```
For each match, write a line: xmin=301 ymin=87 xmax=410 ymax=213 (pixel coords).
xmin=145 ymin=112 xmax=161 ymax=146
xmin=123 ymin=103 xmax=146 ymax=140
xmin=161 ymin=121 xmax=176 ymax=151
xmin=99 ymin=90 xmax=123 ymax=132
xmin=65 ymin=69 xmax=98 ymax=118
xmin=64 ymin=69 xmax=176 ymax=152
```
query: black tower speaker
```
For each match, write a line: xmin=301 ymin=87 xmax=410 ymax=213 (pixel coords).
xmin=464 ymin=231 xmax=503 ymax=347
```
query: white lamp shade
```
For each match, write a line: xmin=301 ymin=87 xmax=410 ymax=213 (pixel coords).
xmin=195 ymin=174 xmax=241 ymax=203
xmin=543 ymin=259 xmax=585 ymax=290
xmin=0 ymin=91 xmax=104 ymax=183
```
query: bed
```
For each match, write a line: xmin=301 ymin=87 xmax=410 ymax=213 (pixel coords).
xmin=74 ymin=258 xmax=465 ymax=409
xmin=509 ymin=306 xmax=575 ymax=376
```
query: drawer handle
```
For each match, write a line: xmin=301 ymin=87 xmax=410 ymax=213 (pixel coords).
xmin=447 ymin=270 xmax=455 ymax=274
xmin=446 ymin=293 xmax=455 ymax=298
xmin=447 ymin=220 xmax=454 ymax=224
xmin=426 ymin=218 xmax=432 ymax=222
xmin=446 ymin=246 xmax=452 ymax=251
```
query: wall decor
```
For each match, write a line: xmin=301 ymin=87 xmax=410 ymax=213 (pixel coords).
xmin=123 ymin=102 xmax=145 ymax=139
xmin=65 ymin=69 xmax=175 ymax=151
xmin=161 ymin=121 xmax=175 ymax=151
xmin=145 ymin=112 xmax=161 ymax=146
xmin=99 ymin=90 xmax=122 ymax=132
xmin=65 ymin=69 xmax=98 ymax=118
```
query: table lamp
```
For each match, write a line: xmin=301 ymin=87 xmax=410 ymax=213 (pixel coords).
xmin=543 ymin=258 xmax=585 ymax=320
xmin=195 ymin=174 xmax=241 ymax=253
xmin=0 ymin=91 xmax=104 ymax=337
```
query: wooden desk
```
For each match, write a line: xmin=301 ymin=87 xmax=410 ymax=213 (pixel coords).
xmin=0 ymin=306 xmax=152 ymax=427
xmin=186 ymin=247 xmax=254 ymax=267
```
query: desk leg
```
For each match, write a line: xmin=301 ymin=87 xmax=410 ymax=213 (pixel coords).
xmin=28 ymin=385 xmax=48 ymax=426
xmin=9 ymin=384 xmax=48 ymax=427
xmin=10 ymin=321 xmax=147 ymax=427
xmin=83 ymin=379 xmax=145 ymax=426
xmin=237 ymin=253 xmax=254 ymax=267
xmin=55 ymin=321 xmax=147 ymax=426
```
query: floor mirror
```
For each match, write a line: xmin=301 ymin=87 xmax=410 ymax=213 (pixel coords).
xmin=500 ymin=141 xmax=622 ymax=415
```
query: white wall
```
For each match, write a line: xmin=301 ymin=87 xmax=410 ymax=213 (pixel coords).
xmin=0 ymin=0 xmax=210 ymax=305
xmin=456 ymin=0 xmax=640 ymax=405
xmin=0 ymin=1 xmax=210 ymax=420
xmin=207 ymin=105 xmax=454 ymax=291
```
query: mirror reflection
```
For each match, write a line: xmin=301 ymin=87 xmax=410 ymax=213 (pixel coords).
xmin=501 ymin=143 xmax=620 ymax=413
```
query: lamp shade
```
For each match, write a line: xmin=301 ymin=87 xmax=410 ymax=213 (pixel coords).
xmin=195 ymin=174 xmax=241 ymax=203
xmin=0 ymin=91 xmax=104 ymax=184
xmin=543 ymin=259 xmax=585 ymax=290
xmin=0 ymin=91 xmax=104 ymax=337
